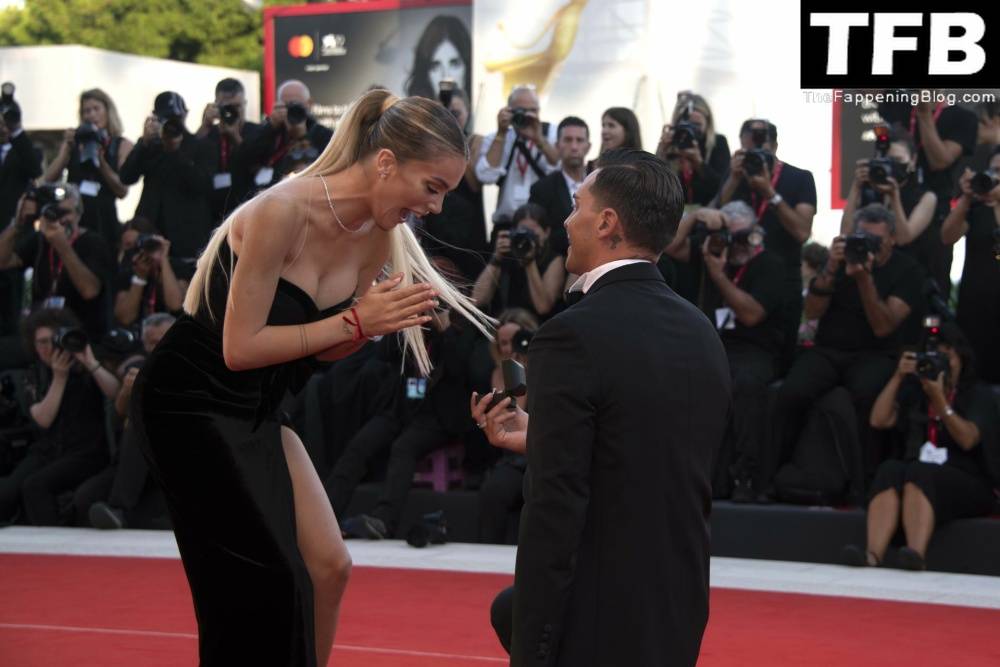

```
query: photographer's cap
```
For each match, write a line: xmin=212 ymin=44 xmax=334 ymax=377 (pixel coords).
xmin=153 ymin=91 xmax=188 ymax=117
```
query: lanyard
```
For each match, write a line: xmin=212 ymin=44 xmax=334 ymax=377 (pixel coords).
xmin=268 ymin=135 xmax=291 ymax=167
xmin=47 ymin=231 xmax=80 ymax=296
xmin=219 ymin=135 xmax=230 ymax=172
xmin=750 ymin=160 xmax=784 ymax=220
xmin=145 ymin=283 xmax=158 ymax=315
xmin=729 ymin=246 xmax=763 ymax=286
xmin=926 ymin=390 xmax=957 ymax=445
xmin=515 ymin=140 xmax=534 ymax=178
xmin=681 ymin=166 xmax=694 ymax=203
xmin=909 ymin=103 xmax=946 ymax=151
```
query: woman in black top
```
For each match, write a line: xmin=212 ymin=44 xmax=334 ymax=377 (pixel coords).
xmin=942 ymin=147 xmax=1000 ymax=383
xmin=656 ymin=92 xmax=731 ymax=206
xmin=42 ymin=89 xmax=133 ymax=252
xmin=842 ymin=323 xmax=997 ymax=570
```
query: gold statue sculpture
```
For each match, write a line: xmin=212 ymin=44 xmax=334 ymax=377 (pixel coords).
xmin=484 ymin=0 xmax=590 ymax=96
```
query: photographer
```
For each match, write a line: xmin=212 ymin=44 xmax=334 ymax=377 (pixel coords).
xmin=799 ymin=241 xmax=830 ymax=347
xmin=194 ymin=78 xmax=263 ymax=223
xmin=879 ymin=96 xmax=978 ymax=290
xmin=243 ymin=79 xmax=331 ymax=193
xmin=119 ymin=91 xmax=214 ymax=278
xmin=79 ymin=313 xmax=175 ymax=529
xmin=841 ymin=130 xmax=937 ymax=260
xmin=680 ymin=202 xmax=785 ymax=501
xmin=472 ymin=203 xmax=566 ymax=320
xmin=113 ymin=230 xmax=183 ymax=329
xmin=41 ymin=89 xmax=133 ymax=251
xmin=718 ymin=119 xmax=816 ymax=365
xmin=0 ymin=184 xmax=112 ymax=340
xmin=529 ymin=116 xmax=590 ymax=257
xmin=477 ymin=308 xmax=537 ymax=544
xmin=941 ymin=147 xmax=1000 ymax=383
xmin=0 ymin=309 xmax=119 ymax=525
xmin=585 ymin=107 xmax=642 ymax=173
xmin=421 ymin=87 xmax=489 ymax=282
xmin=475 ymin=85 xmax=559 ymax=223
xmin=841 ymin=324 xmax=997 ymax=570
xmin=657 ymin=92 xmax=731 ymax=206
xmin=977 ymin=100 xmax=999 ymax=147
xmin=770 ymin=203 xmax=923 ymax=487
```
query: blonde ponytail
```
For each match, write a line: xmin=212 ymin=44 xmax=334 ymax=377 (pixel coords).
xmin=183 ymin=88 xmax=495 ymax=374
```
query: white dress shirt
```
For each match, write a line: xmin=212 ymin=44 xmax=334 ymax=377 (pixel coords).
xmin=475 ymin=125 xmax=559 ymax=222
xmin=568 ymin=259 xmax=652 ymax=295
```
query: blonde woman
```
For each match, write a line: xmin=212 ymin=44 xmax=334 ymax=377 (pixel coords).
xmin=656 ymin=92 xmax=730 ymax=206
xmin=131 ymin=90 xmax=493 ymax=666
xmin=43 ymin=89 xmax=133 ymax=250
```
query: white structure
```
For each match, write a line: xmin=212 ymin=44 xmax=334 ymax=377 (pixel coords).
xmin=0 ymin=44 xmax=260 ymax=221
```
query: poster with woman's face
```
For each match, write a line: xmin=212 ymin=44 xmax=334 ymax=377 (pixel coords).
xmin=269 ymin=2 xmax=472 ymax=127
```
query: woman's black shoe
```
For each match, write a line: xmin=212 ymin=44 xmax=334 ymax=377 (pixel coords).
xmin=840 ymin=544 xmax=880 ymax=567
xmin=897 ymin=546 xmax=927 ymax=571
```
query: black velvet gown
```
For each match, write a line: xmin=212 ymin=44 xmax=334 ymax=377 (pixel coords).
xmin=131 ymin=238 xmax=351 ymax=666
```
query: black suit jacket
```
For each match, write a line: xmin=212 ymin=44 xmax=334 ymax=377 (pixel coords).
xmin=201 ymin=122 xmax=264 ymax=222
xmin=512 ymin=262 xmax=731 ymax=667
xmin=529 ymin=171 xmax=572 ymax=255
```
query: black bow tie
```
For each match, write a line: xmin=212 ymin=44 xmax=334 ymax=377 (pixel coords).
xmin=564 ymin=289 xmax=586 ymax=306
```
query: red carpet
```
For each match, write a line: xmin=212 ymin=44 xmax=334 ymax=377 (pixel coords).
xmin=2 ymin=553 xmax=999 ymax=666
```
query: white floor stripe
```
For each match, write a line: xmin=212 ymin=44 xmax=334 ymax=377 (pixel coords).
xmin=0 ymin=623 xmax=506 ymax=662
xmin=3 ymin=527 xmax=1000 ymax=610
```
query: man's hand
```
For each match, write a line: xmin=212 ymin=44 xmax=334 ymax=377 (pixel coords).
xmin=200 ymin=104 xmax=219 ymax=133
xmin=470 ymin=391 xmax=528 ymax=453
xmin=40 ymin=218 xmax=70 ymax=250
xmin=497 ymin=106 xmax=513 ymax=133
xmin=142 ymin=116 xmax=161 ymax=145
xmin=845 ymin=251 xmax=874 ymax=278
xmin=729 ymin=150 xmax=746 ymax=180
xmin=826 ymin=236 xmax=846 ymax=273
xmin=694 ymin=207 xmax=727 ymax=230
xmin=269 ymin=103 xmax=288 ymax=130
xmin=746 ymin=160 xmax=775 ymax=197
xmin=701 ymin=239 xmax=727 ymax=278
xmin=518 ymin=111 xmax=543 ymax=143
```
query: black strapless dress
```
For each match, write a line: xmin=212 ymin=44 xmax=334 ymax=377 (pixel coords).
xmin=131 ymin=239 xmax=351 ymax=666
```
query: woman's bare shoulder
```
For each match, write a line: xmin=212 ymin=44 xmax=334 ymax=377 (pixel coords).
xmin=231 ymin=179 xmax=313 ymax=251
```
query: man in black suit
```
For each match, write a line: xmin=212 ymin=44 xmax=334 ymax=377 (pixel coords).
xmin=528 ymin=116 xmax=590 ymax=256
xmin=473 ymin=149 xmax=731 ymax=666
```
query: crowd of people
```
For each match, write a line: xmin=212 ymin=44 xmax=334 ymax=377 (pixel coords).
xmin=0 ymin=77 xmax=998 ymax=570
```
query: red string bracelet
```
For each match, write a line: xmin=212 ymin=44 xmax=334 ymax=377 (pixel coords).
xmin=343 ymin=307 xmax=367 ymax=342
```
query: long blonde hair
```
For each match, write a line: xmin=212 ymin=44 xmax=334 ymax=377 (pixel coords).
xmin=672 ymin=92 xmax=717 ymax=158
xmin=80 ymin=89 xmax=124 ymax=138
xmin=183 ymin=89 xmax=495 ymax=375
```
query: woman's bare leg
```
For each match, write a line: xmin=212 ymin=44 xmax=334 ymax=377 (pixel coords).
xmin=901 ymin=482 xmax=935 ymax=557
xmin=866 ymin=488 xmax=901 ymax=564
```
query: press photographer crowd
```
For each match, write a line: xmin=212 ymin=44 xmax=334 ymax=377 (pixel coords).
xmin=1 ymin=77 xmax=999 ymax=571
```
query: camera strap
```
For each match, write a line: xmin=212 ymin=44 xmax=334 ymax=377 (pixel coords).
xmin=47 ymin=231 xmax=81 ymax=296
xmin=909 ymin=103 xmax=946 ymax=152
xmin=219 ymin=135 xmax=230 ymax=171
xmin=729 ymin=247 xmax=763 ymax=286
xmin=750 ymin=160 xmax=784 ymax=220
xmin=926 ymin=389 xmax=956 ymax=445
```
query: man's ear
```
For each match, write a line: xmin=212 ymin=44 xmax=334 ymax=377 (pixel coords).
xmin=594 ymin=208 xmax=622 ymax=242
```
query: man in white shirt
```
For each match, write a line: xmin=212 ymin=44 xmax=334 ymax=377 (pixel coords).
xmin=476 ymin=86 xmax=559 ymax=223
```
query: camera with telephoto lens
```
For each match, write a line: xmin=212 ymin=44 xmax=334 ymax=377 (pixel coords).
xmin=670 ymin=100 xmax=702 ymax=151
xmin=844 ymin=231 xmax=881 ymax=265
xmin=33 ymin=184 xmax=70 ymax=222
xmin=285 ymin=102 xmax=308 ymax=126
xmin=510 ymin=228 xmax=538 ymax=260
xmin=914 ymin=316 xmax=949 ymax=381
xmin=690 ymin=221 xmax=731 ymax=257
xmin=218 ymin=104 xmax=241 ymax=126
xmin=135 ymin=233 xmax=162 ymax=254
xmin=437 ymin=80 xmax=455 ymax=109
xmin=486 ymin=358 xmax=527 ymax=412
xmin=971 ymin=169 xmax=998 ymax=197
xmin=52 ymin=327 xmax=88 ymax=354
xmin=742 ymin=125 xmax=774 ymax=177
xmin=0 ymin=81 xmax=21 ymax=126
xmin=75 ymin=122 xmax=109 ymax=167
xmin=511 ymin=107 xmax=530 ymax=129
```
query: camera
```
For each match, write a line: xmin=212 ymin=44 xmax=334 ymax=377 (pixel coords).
xmin=0 ymin=81 xmax=21 ymax=126
xmin=486 ymin=359 xmax=527 ymax=412
xmin=915 ymin=350 xmax=949 ymax=381
xmin=218 ymin=103 xmax=241 ymax=126
xmin=511 ymin=107 xmax=530 ymax=129
xmin=135 ymin=233 xmax=163 ymax=254
xmin=33 ymin=184 xmax=71 ymax=222
xmin=742 ymin=125 xmax=774 ymax=177
xmin=844 ymin=231 xmax=881 ymax=265
xmin=101 ymin=328 xmax=140 ymax=356
xmin=690 ymin=221 xmax=731 ymax=257
xmin=510 ymin=228 xmax=538 ymax=260
xmin=156 ymin=96 xmax=187 ymax=139
xmin=437 ymin=79 xmax=455 ymax=109
xmin=52 ymin=327 xmax=88 ymax=354
xmin=970 ymin=169 xmax=998 ymax=197
xmin=671 ymin=121 xmax=701 ymax=151
xmin=75 ymin=122 xmax=109 ymax=168
xmin=285 ymin=102 xmax=308 ymax=126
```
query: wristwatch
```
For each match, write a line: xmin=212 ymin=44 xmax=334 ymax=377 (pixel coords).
xmin=768 ymin=192 xmax=784 ymax=208
xmin=944 ymin=406 xmax=956 ymax=417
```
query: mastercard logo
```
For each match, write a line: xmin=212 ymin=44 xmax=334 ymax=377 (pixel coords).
xmin=288 ymin=35 xmax=314 ymax=58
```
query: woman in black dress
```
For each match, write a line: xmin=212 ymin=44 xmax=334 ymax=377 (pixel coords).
xmin=841 ymin=323 xmax=998 ymax=570
xmin=131 ymin=90 xmax=493 ymax=666
xmin=942 ymin=146 xmax=1000 ymax=383
xmin=42 ymin=89 xmax=133 ymax=252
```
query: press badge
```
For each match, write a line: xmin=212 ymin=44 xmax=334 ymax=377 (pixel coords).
xmin=213 ymin=172 xmax=233 ymax=190
xmin=79 ymin=180 xmax=101 ymax=197
xmin=919 ymin=441 xmax=948 ymax=465
xmin=406 ymin=378 xmax=427 ymax=400
xmin=715 ymin=307 xmax=736 ymax=330
xmin=255 ymin=167 xmax=274 ymax=186
xmin=43 ymin=296 xmax=66 ymax=310
xmin=511 ymin=183 xmax=530 ymax=205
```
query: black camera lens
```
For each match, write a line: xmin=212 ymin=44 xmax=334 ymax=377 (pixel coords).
xmin=915 ymin=350 xmax=949 ymax=381
xmin=844 ymin=232 xmax=881 ymax=265
xmin=671 ymin=122 xmax=701 ymax=150
xmin=868 ymin=157 xmax=893 ymax=185
xmin=101 ymin=328 xmax=139 ymax=355
xmin=510 ymin=228 xmax=538 ymax=259
xmin=52 ymin=327 xmax=88 ymax=354
xmin=743 ymin=149 xmax=771 ymax=177
xmin=286 ymin=102 xmax=308 ymax=125
xmin=971 ymin=170 xmax=999 ymax=196
xmin=219 ymin=104 xmax=241 ymax=126
xmin=135 ymin=233 xmax=162 ymax=253
xmin=158 ymin=115 xmax=184 ymax=139
xmin=511 ymin=108 xmax=528 ymax=129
